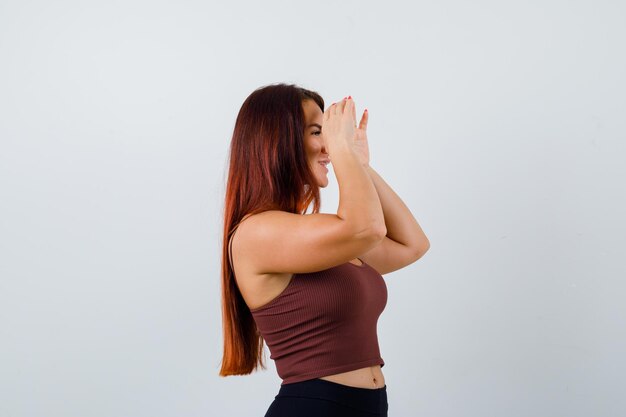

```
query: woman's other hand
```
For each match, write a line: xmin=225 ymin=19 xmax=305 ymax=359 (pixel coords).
xmin=351 ymin=101 xmax=370 ymax=167
xmin=322 ymin=97 xmax=357 ymax=152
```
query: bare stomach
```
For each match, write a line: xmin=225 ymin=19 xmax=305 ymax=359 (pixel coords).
xmin=318 ymin=364 xmax=385 ymax=389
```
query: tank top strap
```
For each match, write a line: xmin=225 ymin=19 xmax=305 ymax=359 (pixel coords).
xmin=228 ymin=213 xmax=255 ymax=273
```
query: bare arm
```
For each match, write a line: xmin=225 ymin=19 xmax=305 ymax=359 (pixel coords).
xmin=329 ymin=136 xmax=386 ymax=237
xmin=232 ymin=98 xmax=387 ymax=275
xmin=357 ymin=164 xmax=430 ymax=274
xmin=366 ymin=165 xmax=429 ymax=254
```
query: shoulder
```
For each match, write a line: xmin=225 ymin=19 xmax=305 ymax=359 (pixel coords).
xmin=230 ymin=210 xmax=296 ymax=277
xmin=231 ymin=210 xmax=291 ymax=250
xmin=235 ymin=210 xmax=299 ymax=238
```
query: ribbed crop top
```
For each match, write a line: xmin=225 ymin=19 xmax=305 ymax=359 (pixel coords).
xmin=228 ymin=221 xmax=388 ymax=385
xmin=250 ymin=261 xmax=387 ymax=385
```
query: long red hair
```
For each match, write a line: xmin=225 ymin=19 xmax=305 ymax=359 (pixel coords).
xmin=219 ymin=83 xmax=325 ymax=378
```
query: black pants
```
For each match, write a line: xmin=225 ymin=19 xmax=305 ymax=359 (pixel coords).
xmin=263 ymin=378 xmax=388 ymax=417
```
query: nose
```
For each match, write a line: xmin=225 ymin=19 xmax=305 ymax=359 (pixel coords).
xmin=318 ymin=137 xmax=328 ymax=155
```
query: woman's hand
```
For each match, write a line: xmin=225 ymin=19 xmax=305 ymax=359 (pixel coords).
xmin=322 ymin=97 xmax=356 ymax=151
xmin=350 ymin=101 xmax=370 ymax=167
xmin=323 ymin=97 xmax=370 ymax=167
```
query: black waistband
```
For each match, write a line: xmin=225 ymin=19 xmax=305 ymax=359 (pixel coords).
xmin=276 ymin=378 xmax=387 ymax=414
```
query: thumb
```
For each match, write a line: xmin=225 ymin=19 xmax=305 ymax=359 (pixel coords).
xmin=358 ymin=109 xmax=368 ymax=130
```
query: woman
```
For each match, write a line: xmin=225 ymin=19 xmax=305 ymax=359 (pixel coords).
xmin=219 ymin=83 xmax=430 ymax=416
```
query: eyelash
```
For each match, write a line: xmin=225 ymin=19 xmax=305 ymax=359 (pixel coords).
xmin=313 ymin=131 xmax=321 ymax=136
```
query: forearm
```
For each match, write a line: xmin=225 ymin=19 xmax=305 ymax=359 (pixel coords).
xmin=366 ymin=165 xmax=430 ymax=252
xmin=330 ymin=142 xmax=386 ymax=236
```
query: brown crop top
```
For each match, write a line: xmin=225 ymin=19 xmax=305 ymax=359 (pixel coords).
xmin=228 ymin=219 xmax=387 ymax=385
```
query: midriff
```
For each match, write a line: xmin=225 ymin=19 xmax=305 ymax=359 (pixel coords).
xmin=318 ymin=364 xmax=386 ymax=389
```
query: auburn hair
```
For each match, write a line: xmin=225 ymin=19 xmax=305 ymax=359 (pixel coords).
xmin=218 ymin=82 xmax=325 ymax=378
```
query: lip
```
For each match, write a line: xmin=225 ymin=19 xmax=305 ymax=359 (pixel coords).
xmin=318 ymin=161 xmax=329 ymax=172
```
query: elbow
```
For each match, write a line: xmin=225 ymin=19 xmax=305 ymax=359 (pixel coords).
xmin=353 ymin=222 xmax=386 ymax=244
xmin=414 ymin=239 xmax=430 ymax=259
xmin=373 ymin=223 xmax=387 ymax=241
xmin=367 ymin=219 xmax=387 ymax=242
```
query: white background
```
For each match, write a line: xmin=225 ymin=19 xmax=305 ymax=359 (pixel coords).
xmin=1 ymin=0 xmax=625 ymax=416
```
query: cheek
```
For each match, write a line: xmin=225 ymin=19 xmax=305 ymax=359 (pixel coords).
xmin=304 ymin=140 xmax=320 ymax=156
xmin=310 ymin=142 xmax=323 ymax=154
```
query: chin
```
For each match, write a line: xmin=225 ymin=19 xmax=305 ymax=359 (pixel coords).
xmin=314 ymin=172 xmax=328 ymax=188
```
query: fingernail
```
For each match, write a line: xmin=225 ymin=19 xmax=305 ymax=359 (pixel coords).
xmin=348 ymin=95 xmax=352 ymax=99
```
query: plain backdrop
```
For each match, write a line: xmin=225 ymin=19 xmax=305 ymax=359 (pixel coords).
xmin=1 ymin=0 xmax=625 ymax=416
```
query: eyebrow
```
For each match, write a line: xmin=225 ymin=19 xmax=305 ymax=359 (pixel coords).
xmin=307 ymin=123 xmax=322 ymax=129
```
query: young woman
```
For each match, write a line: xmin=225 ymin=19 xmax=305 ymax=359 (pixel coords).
xmin=219 ymin=83 xmax=430 ymax=416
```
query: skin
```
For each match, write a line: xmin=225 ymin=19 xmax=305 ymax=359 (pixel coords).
xmin=306 ymin=97 xmax=430 ymax=276
xmin=233 ymin=97 xmax=429 ymax=390
xmin=301 ymin=98 xmax=387 ymax=389
xmin=302 ymin=98 xmax=330 ymax=188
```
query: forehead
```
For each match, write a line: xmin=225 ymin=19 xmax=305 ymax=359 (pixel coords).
xmin=302 ymin=99 xmax=323 ymax=122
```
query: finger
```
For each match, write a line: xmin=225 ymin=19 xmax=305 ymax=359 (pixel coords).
xmin=346 ymin=99 xmax=355 ymax=127
xmin=323 ymin=103 xmax=332 ymax=121
xmin=329 ymin=101 xmax=338 ymax=117
xmin=350 ymin=98 xmax=356 ymax=126
xmin=343 ymin=97 xmax=351 ymax=114
xmin=359 ymin=108 xmax=368 ymax=130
